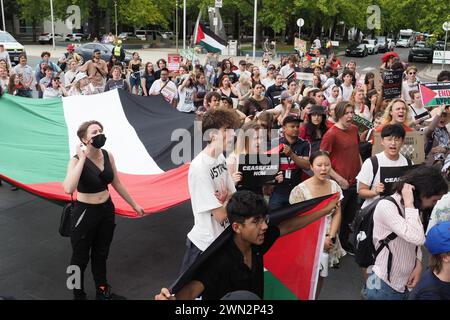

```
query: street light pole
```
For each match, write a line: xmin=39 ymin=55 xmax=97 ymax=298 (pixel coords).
xmin=443 ymin=28 xmax=448 ymax=70
xmin=114 ymin=1 xmax=118 ymax=38
xmin=183 ymin=0 xmax=186 ymax=50
xmin=1 ymin=0 xmax=6 ymax=31
xmin=176 ymin=0 xmax=179 ymax=53
xmin=50 ymin=0 xmax=55 ymax=50
xmin=252 ymin=0 xmax=257 ymax=61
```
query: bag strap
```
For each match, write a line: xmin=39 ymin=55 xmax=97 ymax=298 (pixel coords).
xmin=369 ymin=155 xmax=379 ymax=190
xmin=374 ymin=196 xmax=403 ymax=282
xmin=406 ymin=157 xmax=412 ymax=166
xmin=159 ymin=80 xmax=169 ymax=94
xmin=366 ymin=128 xmax=374 ymax=142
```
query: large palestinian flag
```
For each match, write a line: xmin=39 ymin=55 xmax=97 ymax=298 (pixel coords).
xmin=171 ymin=194 xmax=338 ymax=300
xmin=0 ymin=90 xmax=196 ymax=217
xmin=195 ymin=23 xmax=227 ymax=53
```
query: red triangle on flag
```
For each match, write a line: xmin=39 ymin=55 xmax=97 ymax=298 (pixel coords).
xmin=196 ymin=24 xmax=205 ymax=44
xmin=420 ymin=84 xmax=437 ymax=106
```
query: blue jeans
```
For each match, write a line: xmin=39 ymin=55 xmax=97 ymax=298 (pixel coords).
xmin=366 ymin=272 xmax=408 ymax=300
xmin=269 ymin=188 xmax=291 ymax=211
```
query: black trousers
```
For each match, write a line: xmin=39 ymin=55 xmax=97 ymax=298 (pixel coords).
xmin=70 ymin=198 xmax=116 ymax=291
xmin=339 ymin=185 xmax=360 ymax=251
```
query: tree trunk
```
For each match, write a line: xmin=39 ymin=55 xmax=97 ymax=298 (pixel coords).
xmin=343 ymin=26 xmax=349 ymax=42
xmin=32 ymin=17 xmax=37 ymax=43
xmin=233 ymin=9 xmax=239 ymax=40
xmin=330 ymin=15 xmax=338 ymax=41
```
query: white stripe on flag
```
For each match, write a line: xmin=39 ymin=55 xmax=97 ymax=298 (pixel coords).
xmin=63 ymin=90 xmax=164 ymax=175
xmin=203 ymin=33 xmax=226 ymax=51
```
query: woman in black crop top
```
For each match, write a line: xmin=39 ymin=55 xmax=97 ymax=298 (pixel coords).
xmin=63 ymin=120 xmax=144 ymax=300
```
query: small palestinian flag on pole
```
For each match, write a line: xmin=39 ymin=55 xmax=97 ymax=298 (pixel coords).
xmin=195 ymin=23 xmax=227 ymax=53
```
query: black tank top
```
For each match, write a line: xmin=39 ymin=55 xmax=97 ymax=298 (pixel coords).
xmin=75 ymin=149 xmax=114 ymax=193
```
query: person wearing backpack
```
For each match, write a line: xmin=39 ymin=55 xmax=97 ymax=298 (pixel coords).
xmin=409 ymin=222 xmax=450 ymax=300
xmin=357 ymin=124 xmax=412 ymax=210
xmin=366 ymin=166 xmax=448 ymax=300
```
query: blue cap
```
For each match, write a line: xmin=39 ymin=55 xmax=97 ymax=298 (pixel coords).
xmin=425 ymin=222 xmax=450 ymax=255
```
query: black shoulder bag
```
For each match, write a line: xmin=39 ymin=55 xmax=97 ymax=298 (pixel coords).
xmin=59 ymin=194 xmax=75 ymax=237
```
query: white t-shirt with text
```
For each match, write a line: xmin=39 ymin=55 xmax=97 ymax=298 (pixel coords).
xmin=187 ymin=152 xmax=236 ymax=251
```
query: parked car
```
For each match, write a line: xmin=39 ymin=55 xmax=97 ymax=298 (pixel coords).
xmin=376 ymin=36 xmax=388 ymax=52
xmin=0 ymin=30 xmax=26 ymax=66
xmin=362 ymin=39 xmax=380 ymax=54
xmin=74 ymin=42 xmax=132 ymax=65
xmin=118 ymin=32 xmax=134 ymax=41
xmin=161 ymin=31 xmax=174 ymax=40
xmin=38 ymin=33 xmax=64 ymax=44
xmin=135 ymin=30 xmax=165 ymax=41
xmin=433 ymin=41 xmax=446 ymax=51
xmin=64 ymin=33 xmax=87 ymax=42
xmin=408 ymin=41 xmax=433 ymax=62
xmin=345 ymin=43 xmax=368 ymax=57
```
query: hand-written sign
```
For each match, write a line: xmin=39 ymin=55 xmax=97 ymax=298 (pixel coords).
xmin=382 ymin=70 xmax=403 ymax=99
xmin=238 ymin=154 xmax=279 ymax=188
xmin=372 ymin=131 xmax=425 ymax=164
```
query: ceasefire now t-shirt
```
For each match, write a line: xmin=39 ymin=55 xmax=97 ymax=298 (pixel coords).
xmin=187 ymin=152 xmax=236 ymax=252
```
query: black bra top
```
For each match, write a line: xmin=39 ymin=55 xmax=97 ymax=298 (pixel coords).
xmin=75 ymin=149 xmax=114 ymax=193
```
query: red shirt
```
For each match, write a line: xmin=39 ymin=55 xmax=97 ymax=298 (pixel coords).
xmin=320 ymin=124 xmax=361 ymax=185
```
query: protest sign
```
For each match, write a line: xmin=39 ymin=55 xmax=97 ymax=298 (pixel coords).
xmin=380 ymin=165 xmax=420 ymax=195
xmin=353 ymin=114 xmax=374 ymax=134
xmin=167 ymin=54 xmax=181 ymax=72
xmin=419 ymin=82 xmax=450 ymax=107
xmin=296 ymin=72 xmax=313 ymax=86
xmin=238 ymin=154 xmax=279 ymax=188
xmin=382 ymin=70 xmax=403 ymax=99
xmin=294 ymin=38 xmax=307 ymax=53
xmin=372 ymin=131 xmax=425 ymax=164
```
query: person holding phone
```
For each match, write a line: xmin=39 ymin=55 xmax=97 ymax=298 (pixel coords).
xmin=63 ymin=120 xmax=145 ymax=300
xmin=43 ymin=76 xmax=68 ymax=98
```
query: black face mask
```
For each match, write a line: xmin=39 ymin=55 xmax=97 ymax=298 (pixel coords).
xmin=91 ymin=134 xmax=106 ymax=149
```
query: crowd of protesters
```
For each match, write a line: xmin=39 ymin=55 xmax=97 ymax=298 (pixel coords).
xmin=1 ymin=40 xmax=450 ymax=301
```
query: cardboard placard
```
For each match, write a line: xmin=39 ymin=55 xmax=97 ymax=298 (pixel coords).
xmin=419 ymin=82 xmax=450 ymax=107
xmin=237 ymin=154 xmax=279 ymax=188
xmin=294 ymin=38 xmax=307 ymax=53
xmin=372 ymin=131 xmax=425 ymax=164
xmin=382 ymin=70 xmax=403 ymax=99
xmin=380 ymin=165 xmax=420 ymax=195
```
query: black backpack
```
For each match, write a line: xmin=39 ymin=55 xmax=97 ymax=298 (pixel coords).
xmin=349 ymin=196 xmax=402 ymax=282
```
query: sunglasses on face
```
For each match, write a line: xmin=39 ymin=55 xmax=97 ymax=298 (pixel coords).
xmin=409 ymin=72 xmax=416 ymax=75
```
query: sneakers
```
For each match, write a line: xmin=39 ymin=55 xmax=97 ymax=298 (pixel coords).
xmin=96 ymin=285 xmax=127 ymax=300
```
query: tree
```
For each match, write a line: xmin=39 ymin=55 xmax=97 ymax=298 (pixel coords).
xmin=16 ymin=0 xmax=50 ymax=42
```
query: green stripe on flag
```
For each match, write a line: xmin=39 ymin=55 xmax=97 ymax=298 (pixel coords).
xmin=0 ymin=94 xmax=69 ymax=184
xmin=199 ymin=40 xmax=222 ymax=53
xmin=264 ymin=270 xmax=298 ymax=300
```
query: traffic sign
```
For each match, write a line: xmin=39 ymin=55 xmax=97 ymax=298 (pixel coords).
xmin=443 ymin=21 xmax=450 ymax=31
xmin=215 ymin=0 xmax=222 ymax=8
xmin=297 ymin=18 xmax=304 ymax=27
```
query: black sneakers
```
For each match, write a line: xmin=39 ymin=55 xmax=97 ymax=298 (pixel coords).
xmin=96 ymin=285 xmax=127 ymax=300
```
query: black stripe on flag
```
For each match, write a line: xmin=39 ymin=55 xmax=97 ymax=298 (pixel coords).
xmin=200 ymin=23 xmax=228 ymax=47
xmin=118 ymin=90 xmax=197 ymax=171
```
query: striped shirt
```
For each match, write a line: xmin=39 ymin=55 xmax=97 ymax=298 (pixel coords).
xmin=372 ymin=193 xmax=424 ymax=292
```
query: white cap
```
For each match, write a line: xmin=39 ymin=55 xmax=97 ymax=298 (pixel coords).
xmin=74 ymin=72 xmax=88 ymax=84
